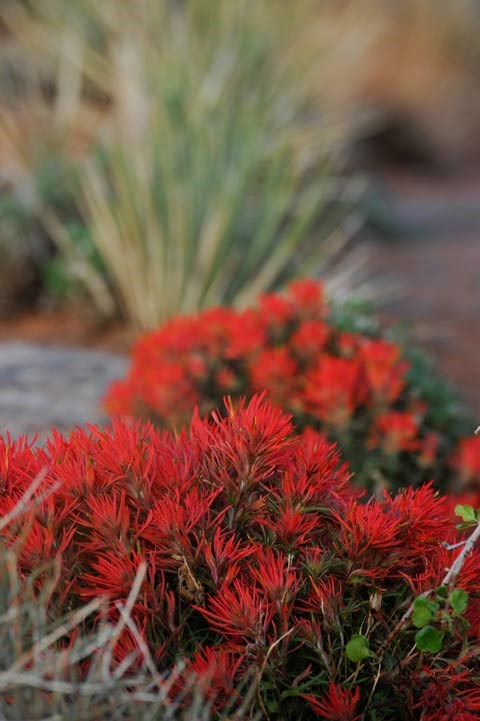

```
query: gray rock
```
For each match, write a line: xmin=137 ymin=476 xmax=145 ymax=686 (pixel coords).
xmin=0 ymin=342 xmax=128 ymax=442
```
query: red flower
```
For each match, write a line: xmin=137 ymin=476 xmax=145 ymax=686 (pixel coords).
xmin=249 ymin=348 xmax=298 ymax=406
xmin=258 ymin=291 xmax=294 ymax=328
xmin=303 ymin=357 xmax=363 ymax=429
xmin=418 ymin=432 xmax=440 ymax=467
xmin=261 ymin=505 xmax=319 ymax=550
xmin=186 ymin=646 xmax=245 ymax=710
xmin=78 ymin=548 xmax=148 ymax=602
xmin=225 ymin=309 xmax=266 ymax=359
xmin=197 ymin=580 xmax=274 ymax=647
xmin=360 ymin=338 xmax=408 ymax=404
xmin=304 ymin=682 xmax=361 ymax=720
xmin=1 ymin=392 xmax=480 ymax=719
xmin=290 ymin=320 xmax=330 ymax=361
xmin=385 ymin=483 xmax=453 ymax=557
xmin=368 ymin=411 xmax=421 ymax=454
xmin=251 ymin=548 xmax=300 ymax=608
xmin=103 ymin=278 xmax=458 ymax=498
xmin=415 ymin=666 xmax=480 ymax=721
xmin=451 ymin=436 xmax=480 ymax=487
xmin=332 ymin=499 xmax=404 ymax=579
xmin=202 ymin=526 xmax=254 ymax=586
xmin=79 ymin=490 xmax=131 ymax=552
xmin=287 ymin=278 xmax=326 ymax=315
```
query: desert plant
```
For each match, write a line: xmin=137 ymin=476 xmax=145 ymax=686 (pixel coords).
xmin=1 ymin=0 xmax=360 ymax=328
xmin=0 ymin=472 xmax=256 ymax=720
xmin=104 ymin=279 xmax=478 ymax=494
xmin=1 ymin=396 xmax=479 ymax=720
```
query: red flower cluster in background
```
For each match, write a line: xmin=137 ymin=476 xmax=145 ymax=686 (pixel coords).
xmin=1 ymin=396 xmax=479 ymax=720
xmin=105 ymin=280 xmax=480 ymax=496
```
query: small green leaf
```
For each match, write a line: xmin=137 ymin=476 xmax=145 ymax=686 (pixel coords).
xmin=346 ymin=634 xmax=371 ymax=663
xmin=448 ymin=588 xmax=469 ymax=615
xmin=435 ymin=585 xmax=448 ymax=600
xmin=455 ymin=504 xmax=477 ymax=523
xmin=412 ymin=597 xmax=437 ymax=628
xmin=415 ymin=626 xmax=443 ymax=653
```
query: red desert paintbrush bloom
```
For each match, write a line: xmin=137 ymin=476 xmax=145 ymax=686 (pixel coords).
xmin=415 ymin=666 xmax=480 ymax=721
xmin=359 ymin=338 xmax=408 ymax=405
xmin=187 ymin=646 xmax=246 ymax=709
xmin=451 ymin=436 xmax=480 ymax=487
xmin=103 ymin=278 xmax=478 ymax=495
xmin=303 ymin=356 xmax=363 ymax=429
xmin=304 ymin=682 xmax=361 ymax=720
xmin=368 ymin=411 xmax=421 ymax=454
xmin=196 ymin=579 xmax=274 ymax=647
xmin=1 ymin=395 xmax=480 ymax=719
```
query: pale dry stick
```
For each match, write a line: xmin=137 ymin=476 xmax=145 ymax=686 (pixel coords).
xmin=99 ymin=561 xmax=147 ymax=681
xmin=115 ymin=601 xmax=165 ymax=683
xmin=0 ymin=671 xmax=157 ymax=697
xmin=0 ymin=597 xmax=104 ymax=687
xmin=442 ymin=521 xmax=480 ymax=589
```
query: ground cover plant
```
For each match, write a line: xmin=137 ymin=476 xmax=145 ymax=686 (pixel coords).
xmin=1 ymin=396 xmax=480 ymax=720
xmin=105 ymin=279 xmax=479 ymax=495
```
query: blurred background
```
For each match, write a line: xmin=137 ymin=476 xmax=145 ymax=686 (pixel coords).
xmin=0 ymin=0 xmax=479 ymax=436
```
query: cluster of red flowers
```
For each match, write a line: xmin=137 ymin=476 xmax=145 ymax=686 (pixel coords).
xmin=2 ymin=396 xmax=479 ymax=720
xmin=105 ymin=279 xmax=480 ymax=495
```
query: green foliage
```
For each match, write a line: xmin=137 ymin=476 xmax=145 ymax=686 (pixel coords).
xmin=455 ymin=504 xmax=478 ymax=524
xmin=412 ymin=597 xmax=437 ymax=628
xmin=401 ymin=344 xmax=473 ymax=437
xmin=448 ymin=588 xmax=469 ymax=615
xmin=412 ymin=586 xmax=470 ymax=654
xmin=346 ymin=634 xmax=372 ymax=662
xmin=414 ymin=626 xmax=443 ymax=653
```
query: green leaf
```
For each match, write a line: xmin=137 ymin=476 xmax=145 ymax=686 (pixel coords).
xmin=415 ymin=626 xmax=443 ymax=653
xmin=435 ymin=585 xmax=448 ymax=600
xmin=448 ymin=588 xmax=469 ymax=615
xmin=412 ymin=597 xmax=437 ymax=628
xmin=346 ymin=634 xmax=371 ymax=663
xmin=455 ymin=504 xmax=477 ymax=523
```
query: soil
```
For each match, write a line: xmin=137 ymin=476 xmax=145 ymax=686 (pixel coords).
xmin=368 ymin=167 xmax=480 ymax=416
xmin=0 ymin=307 xmax=133 ymax=354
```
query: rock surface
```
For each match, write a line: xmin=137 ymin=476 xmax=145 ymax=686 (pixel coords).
xmin=0 ymin=342 xmax=128 ymax=442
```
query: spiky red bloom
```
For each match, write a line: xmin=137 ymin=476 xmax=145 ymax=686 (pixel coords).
xmin=451 ymin=436 xmax=480 ymax=487
xmin=1 ymin=395 xmax=479 ymax=719
xmin=304 ymin=682 xmax=361 ymax=720
xmin=359 ymin=339 xmax=408 ymax=405
xmin=414 ymin=666 xmax=480 ymax=721
xmin=368 ymin=411 xmax=421 ymax=454
xmin=187 ymin=646 xmax=246 ymax=710
xmin=104 ymin=278 xmax=477 ymax=496
xmin=303 ymin=356 xmax=363 ymax=429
